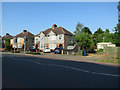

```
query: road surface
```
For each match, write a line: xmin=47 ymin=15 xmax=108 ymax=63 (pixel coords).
xmin=2 ymin=53 xmax=119 ymax=88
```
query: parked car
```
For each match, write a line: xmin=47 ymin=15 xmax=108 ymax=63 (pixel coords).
xmin=54 ymin=48 xmax=61 ymax=54
xmin=27 ymin=48 xmax=38 ymax=52
xmin=43 ymin=47 xmax=51 ymax=53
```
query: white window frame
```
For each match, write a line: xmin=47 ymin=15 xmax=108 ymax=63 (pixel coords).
xmin=18 ymin=38 xmax=22 ymax=42
xmin=58 ymin=35 xmax=62 ymax=40
xmin=18 ymin=44 xmax=22 ymax=48
xmin=40 ymin=43 xmax=45 ymax=49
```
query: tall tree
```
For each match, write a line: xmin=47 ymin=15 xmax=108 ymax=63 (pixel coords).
xmin=81 ymin=27 xmax=92 ymax=34
xmin=73 ymin=22 xmax=94 ymax=53
xmin=113 ymin=24 xmax=120 ymax=46
xmin=93 ymin=28 xmax=104 ymax=38
xmin=105 ymin=29 xmax=110 ymax=33
xmin=74 ymin=22 xmax=84 ymax=34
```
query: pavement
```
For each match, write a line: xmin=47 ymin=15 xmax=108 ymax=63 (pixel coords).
xmin=2 ymin=53 xmax=120 ymax=88
xmin=2 ymin=52 xmax=119 ymax=67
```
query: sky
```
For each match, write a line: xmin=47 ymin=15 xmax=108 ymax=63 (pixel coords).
xmin=2 ymin=2 xmax=119 ymax=36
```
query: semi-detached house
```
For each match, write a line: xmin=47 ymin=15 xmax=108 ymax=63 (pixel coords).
xmin=34 ymin=24 xmax=74 ymax=51
xmin=10 ymin=30 xmax=34 ymax=50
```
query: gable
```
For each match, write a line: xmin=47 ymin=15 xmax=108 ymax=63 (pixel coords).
xmin=47 ymin=30 xmax=56 ymax=36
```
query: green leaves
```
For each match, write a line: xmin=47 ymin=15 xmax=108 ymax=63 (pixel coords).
xmin=73 ymin=22 xmax=94 ymax=52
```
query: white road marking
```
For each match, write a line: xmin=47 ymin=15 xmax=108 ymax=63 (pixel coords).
xmin=10 ymin=57 xmax=120 ymax=77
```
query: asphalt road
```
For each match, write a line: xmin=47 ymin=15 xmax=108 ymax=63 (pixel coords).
xmin=2 ymin=53 xmax=120 ymax=88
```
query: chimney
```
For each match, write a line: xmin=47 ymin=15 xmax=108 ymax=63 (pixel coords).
xmin=23 ymin=30 xmax=27 ymax=33
xmin=6 ymin=33 xmax=9 ymax=35
xmin=52 ymin=24 xmax=57 ymax=29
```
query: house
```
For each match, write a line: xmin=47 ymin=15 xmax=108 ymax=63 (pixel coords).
xmin=10 ymin=30 xmax=34 ymax=50
xmin=2 ymin=33 xmax=13 ymax=50
xmin=34 ymin=24 xmax=74 ymax=51
xmin=97 ymin=42 xmax=116 ymax=50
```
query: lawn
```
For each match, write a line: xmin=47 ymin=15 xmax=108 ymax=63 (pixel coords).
xmin=98 ymin=59 xmax=120 ymax=64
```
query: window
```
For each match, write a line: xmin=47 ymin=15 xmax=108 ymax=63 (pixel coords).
xmin=59 ymin=35 xmax=62 ymax=40
xmin=40 ymin=43 xmax=45 ymax=49
xmin=41 ymin=37 xmax=44 ymax=40
xmin=49 ymin=44 xmax=56 ymax=49
xmin=18 ymin=44 xmax=22 ymax=48
xmin=18 ymin=38 xmax=22 ymax=42
xmin=13 ymin=44 xmax=17 ymax=48
xmin=50 ymin=35 xmax=56 ymax=40
xmin=36 ymin=38 xmax=38 ymax=41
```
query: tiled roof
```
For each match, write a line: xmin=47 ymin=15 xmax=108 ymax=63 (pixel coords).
xmin=13 ymin=31 xmax=34 ymax=38
xmin=2 ymin=33 xmax=13 ymax=39
xmin=42 ymin=27 xmax=73 ymax=36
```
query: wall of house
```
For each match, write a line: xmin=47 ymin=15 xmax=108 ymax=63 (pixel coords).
xmin=26 ymin=37 xmax=34 ymax=49
xmin=11 ymin=37 xmax=34 ymax=50
xmin=64 ymin=34 xmax=74 ymax=50
xmin=35 ymin=31 xmax=65 ymax=50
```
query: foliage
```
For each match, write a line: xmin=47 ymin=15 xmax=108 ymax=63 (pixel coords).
xmin=93 ymin=28 xmax=104 ymax=38
xmin=73 ymin=22 xmax=94 ymax=53
xmin=113 ymin=24 xmax=120 ymax=46
xmin=93 ymin=28 xmax=116 ymax=45
xmin=81 ymin=27 xmax=92 ymax=34
xmin=4 ymin=39 xmax=11 ymax=51
xmin=11 ymin=51 xmax=20 ymax=53
xmin=26 ymin=52 xmax=41 ymax=55
xmin=97 ymin=49 xmax=104 ymax=52
xmin=105 ymin=29 xmax=110 ymax=33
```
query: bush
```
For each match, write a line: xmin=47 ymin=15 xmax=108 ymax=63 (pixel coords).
xmin=4 ymin=39 xmax=11 ymax=51
xmin=26 ymin=52 xmax=41 ymax=55
xmin=97 ymin=49 xmax=104 ymax=52
xmin=11 ymin=51 xmax=20 ymax=53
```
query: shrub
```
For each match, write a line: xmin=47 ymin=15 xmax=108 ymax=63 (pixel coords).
xmin=26 ymin=52 xmax=41 ymax=55
xmin=4 ymin=39 xmax=11 ymax=51
xmin=11 ymin=51 xmax=20 ymax=53
xmin=97 ymin=49 xmax=104 ymax=52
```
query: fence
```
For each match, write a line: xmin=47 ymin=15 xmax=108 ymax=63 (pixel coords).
xmin=104 ymin=47 xmax=120 ymax=62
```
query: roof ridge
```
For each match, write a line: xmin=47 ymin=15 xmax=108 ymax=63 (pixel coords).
xmin=59 ymin=27 xmax=65 ymax=34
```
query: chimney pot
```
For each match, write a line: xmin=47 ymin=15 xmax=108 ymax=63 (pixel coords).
xmin=23 ymin=30 xmax=27 ymax=33
xmin=52 ymin=24 xmax=57 ymax=29
xmin=6 ymin=33 xmax=9 ymax=35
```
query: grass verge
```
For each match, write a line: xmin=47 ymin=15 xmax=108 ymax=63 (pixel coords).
xmin=97 ymin=59 xmax=120 ymax=64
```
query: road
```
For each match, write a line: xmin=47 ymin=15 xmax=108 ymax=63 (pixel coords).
xmin=2 ymin=53 xmax=120 ymax=88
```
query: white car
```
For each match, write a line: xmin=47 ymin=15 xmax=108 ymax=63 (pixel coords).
xmin=43 ymin=48 xmax=51 ymax=53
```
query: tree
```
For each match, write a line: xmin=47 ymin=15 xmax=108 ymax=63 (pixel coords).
xmin=73 ymin=22 xmax=94 ymax=53
xmin=93 ymin=28 xmax=104 ymax=38
xmin=74 ymin=22 xmax=84 ymax=34
xmin=4 ymin=39 xmax=11 ymax=51
xmin=105 ymin=29 xmax=110 ymax=33
xmin=113 ymin=24 xmax=120 ymax=46
xmin=81 ymin=27 xmax=92 ymax=34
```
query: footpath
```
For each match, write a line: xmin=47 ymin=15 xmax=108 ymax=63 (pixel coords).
xmin=2 ymin=52 xmax=120 ymax=67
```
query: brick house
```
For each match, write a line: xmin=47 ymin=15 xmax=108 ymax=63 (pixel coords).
xmin=34 ymin=24 xmax=75 ymax=51
xmin=10 ymin=30 xmax=34 ymax=50
xmin=2 ymin=33 xmax=13 ymax=50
